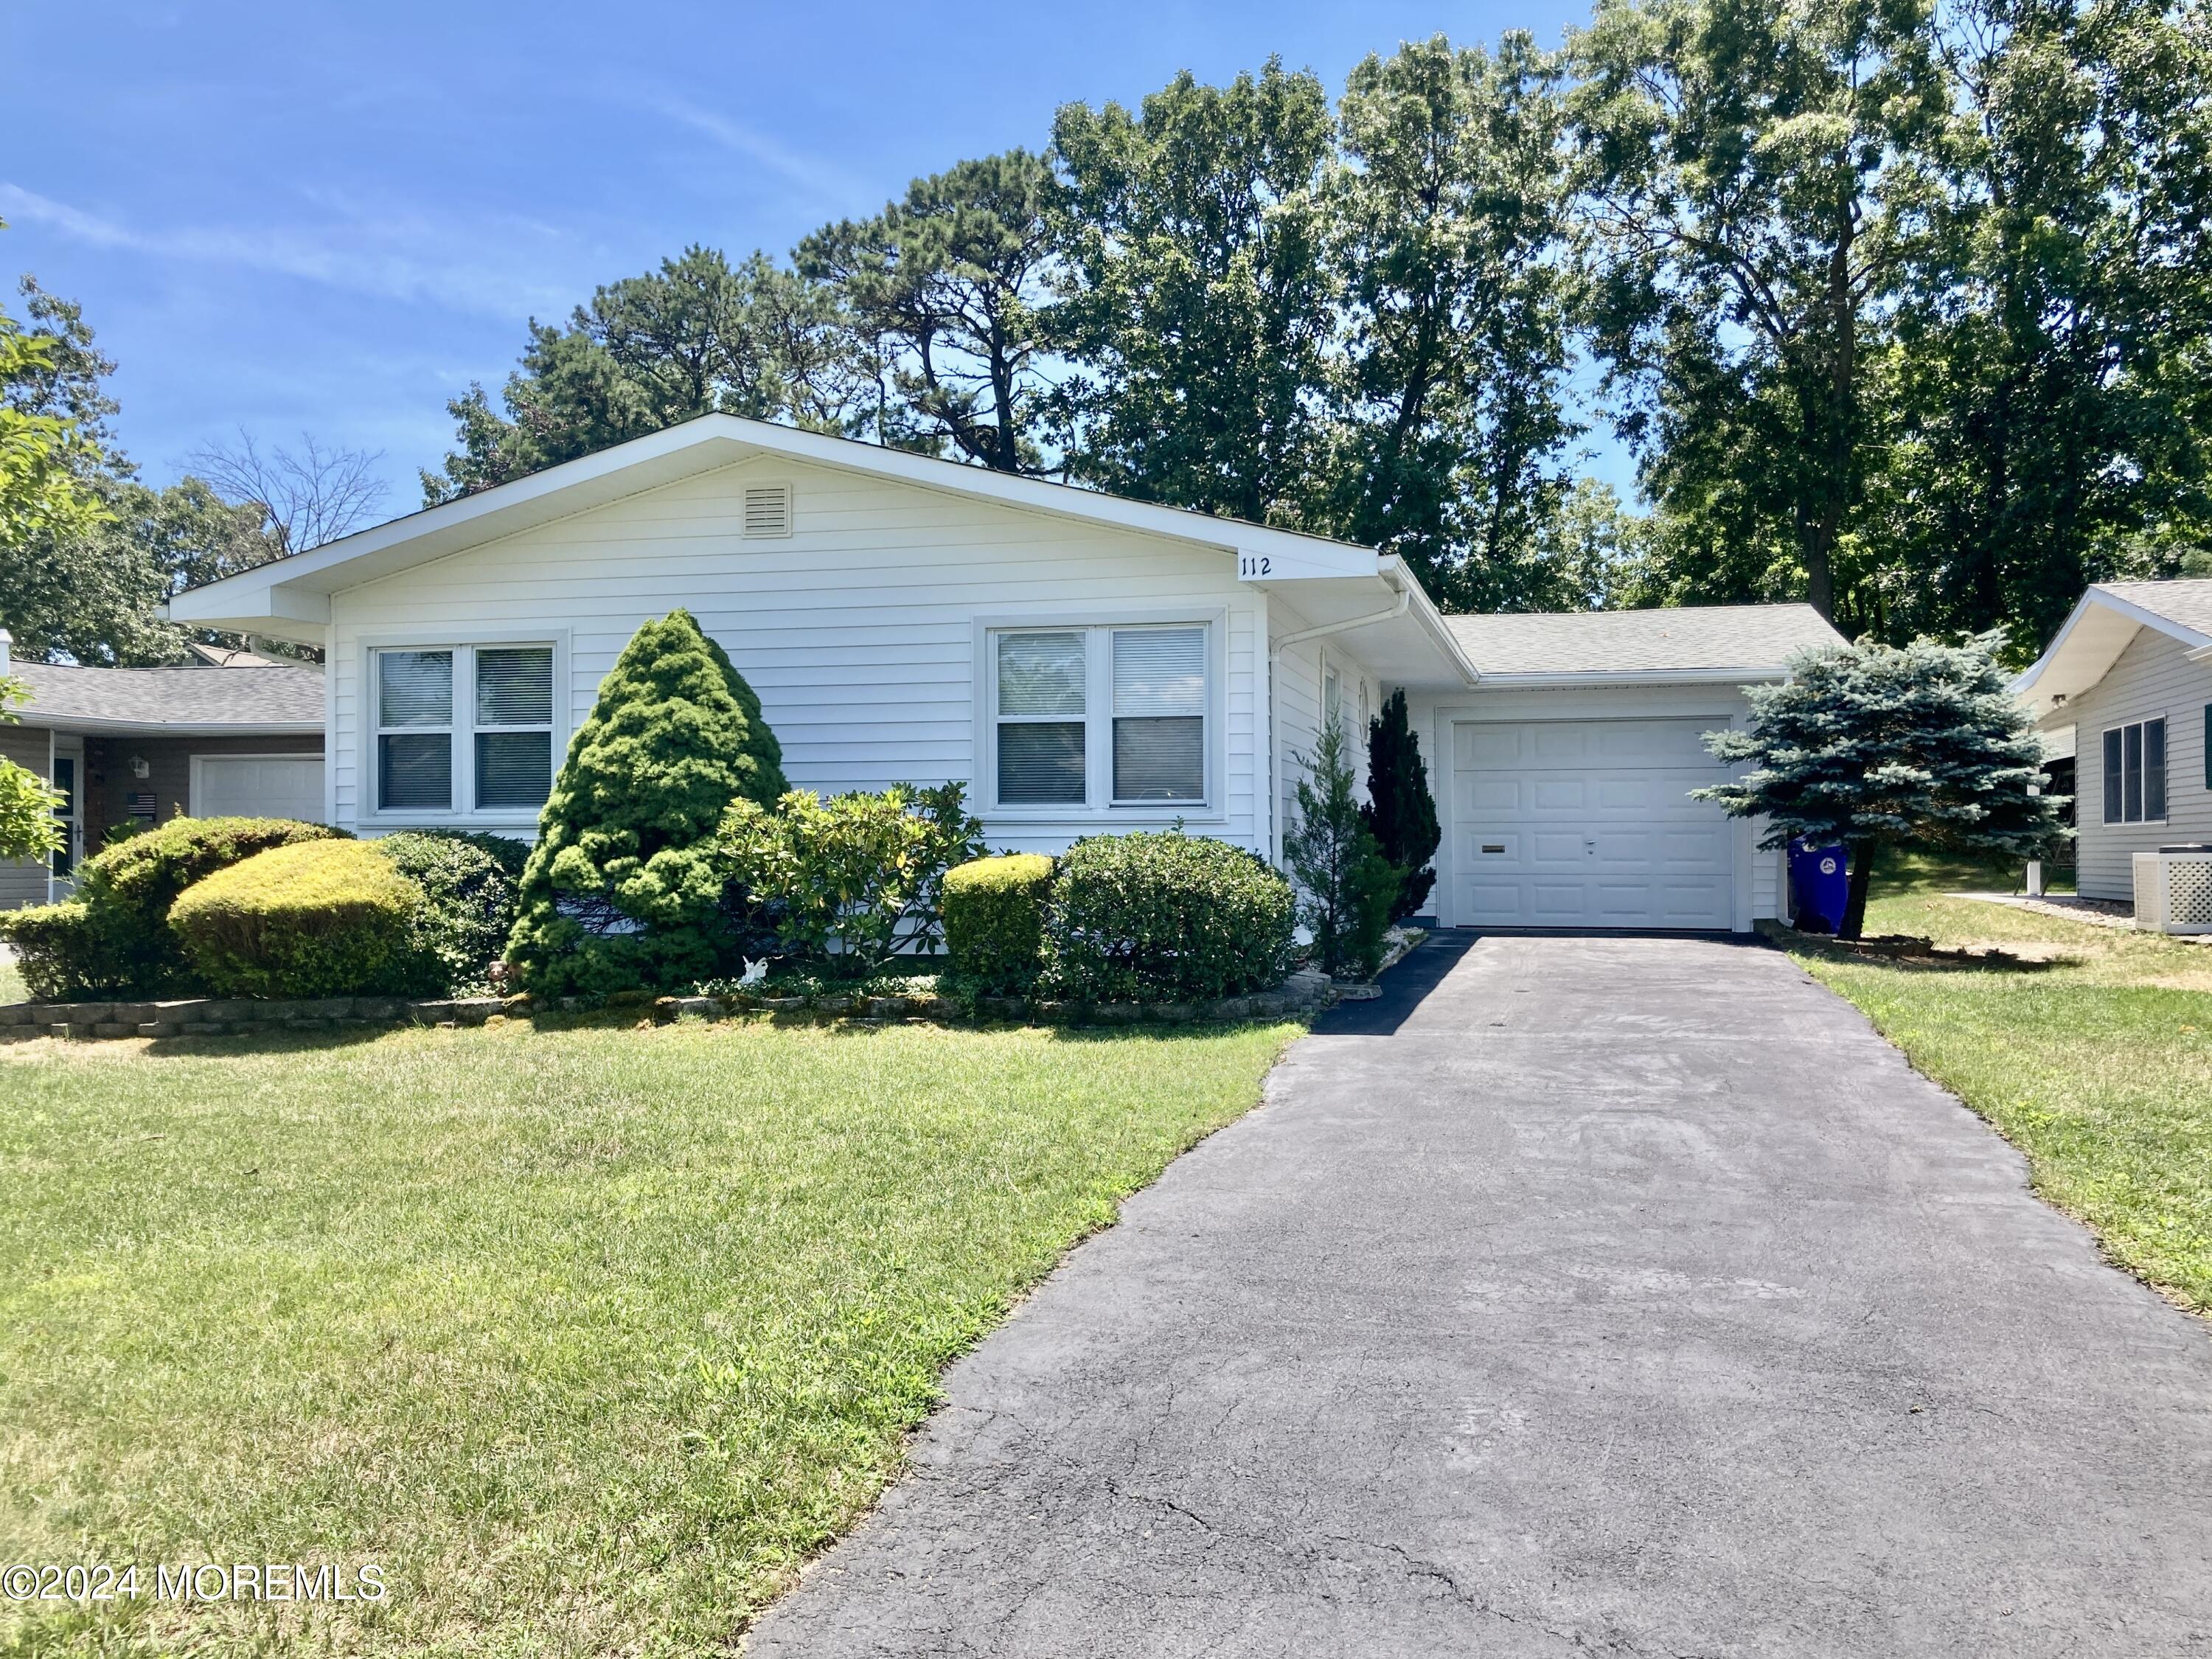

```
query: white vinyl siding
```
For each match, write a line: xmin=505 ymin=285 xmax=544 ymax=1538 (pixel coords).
xmin=2070 ymin=626 xmax=2212 ymax=900
xmin=325 ymin=456 xmax=1267 ymax=853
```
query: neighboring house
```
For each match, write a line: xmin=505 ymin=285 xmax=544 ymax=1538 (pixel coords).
xmin=2015 ymin=578 xmax=2212 ymax=902
xmin=0 ymin=629 xmax=326 ymax=909
xmin=169 ymin=414 xmax=1843 ymax=933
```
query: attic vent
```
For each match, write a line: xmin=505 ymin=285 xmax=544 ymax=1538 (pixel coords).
xmin=742 ymin=482 xmax=793 ymax=539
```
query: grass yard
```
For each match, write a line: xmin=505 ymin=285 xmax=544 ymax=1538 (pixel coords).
xmin=0 ymin=1013 xmax=1299 ymax=1657
xmin=0 ymin=956 xmax=24 ymax=1006
xmin=1795 ymin=851 xmax=2212 ymax=1312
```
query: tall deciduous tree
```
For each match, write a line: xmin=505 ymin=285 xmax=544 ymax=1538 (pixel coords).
xmin=1875 ymin=0 xmax=2212 ymax=655
xmin=1329 ymin=33 xmax=1583 ymax=608
xmin=1048 ymin=60 xmax=1338 ymax=524
xmin=799 ymin=152 xmax=1060 ymax=472
xmin=1572 ymin=0 xmax=1950 ymax=627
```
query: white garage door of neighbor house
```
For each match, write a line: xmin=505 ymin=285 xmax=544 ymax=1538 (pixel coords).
xmin=192 ymin=756 xmax=325 ymax=822
xmin=1450 ymin=718 xmax=1735 ymax=930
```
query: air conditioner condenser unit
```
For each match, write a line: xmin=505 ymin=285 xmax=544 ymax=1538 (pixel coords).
xmin=2133 ymin=846 xmax=2212 ymax=934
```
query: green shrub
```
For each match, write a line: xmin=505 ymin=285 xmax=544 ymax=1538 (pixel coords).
xmin=507 ymin=610 xmax=788 ymax=998
xmin=719 ymin=782 xmax=985 ymax=975
xmin=1361 ymin=687 xmax=1441 ymax=920
xmin=943 ymin=854 xmax=1056 ymax=992
xmin=1288 ymin=718 xmax=1398 ymax=981
xmin=374 ymin=830 xmax=521 ymax=995
xmin=170 ymin=840 xmax=425 ymax=999
xmin=0 ymin=815 xmax=341 ymax=997
xmin=1042 ymin=832 xmax=1295 ymax=1004
xmin=0 ymin=902 xmax=126 ymax=1002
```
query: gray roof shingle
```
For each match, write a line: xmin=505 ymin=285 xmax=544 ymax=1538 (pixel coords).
xmin=1443 ymin=604 xmax=1846 ymax=676
xmin=2093 ymin=578 xmax=2212 ymax=640
xmin=11 ymin=662 xmax=324 ymax=732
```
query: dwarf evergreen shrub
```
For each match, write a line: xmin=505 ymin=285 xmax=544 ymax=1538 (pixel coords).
xmin=0 ymin=815 xmax=342 ymax=997
xmin=505 ymin=610 xmax=788 ymax=997
xmin=170 ymin=839 xmax=425 ymax=999
xmin=942 ymin=853 xmax=1056 ymax=991
xmin=376 ymin=830 xmax=524 ymax=995
xmin=1287 ymin=719 xmax=1398 ymax=981
xmin=1360 ymin=688 xmax=1441 ymax=920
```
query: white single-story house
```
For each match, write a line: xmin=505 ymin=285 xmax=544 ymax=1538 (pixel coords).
xmin=2014 ymin=578 xmax=2212 ymax=901
xmin=0 ymin=630 xmax=326 ymax=908
xmin=168 ymin=414 xmax=1843 ymax=933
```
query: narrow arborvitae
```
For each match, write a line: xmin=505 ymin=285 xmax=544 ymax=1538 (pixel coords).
xmin=1360 ymin=687 xmax=1441 ymax=919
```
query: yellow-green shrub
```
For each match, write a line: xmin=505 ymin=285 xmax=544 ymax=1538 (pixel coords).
xmin=942 ymin=854 xmax=1056 ymax=992
xmin=170 ymin=840 xmax=427 ymax=999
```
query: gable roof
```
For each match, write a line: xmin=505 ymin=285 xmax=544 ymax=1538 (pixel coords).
xmin=167 ymin=413 xmax=1393 ymax=633
xmin=12 ymin=662 xmax=325 ymax=735
xmin=2014 ymin=579 xmax=2212 ymax=720
xmin=1443 ymin=603 xmax=1845 ymax=680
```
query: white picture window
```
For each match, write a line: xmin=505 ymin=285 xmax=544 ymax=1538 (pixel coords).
xmin=375 ymin=644 xmax=555 ymax=815
xmin=991 ymin=624 xmax=1209 ymax=809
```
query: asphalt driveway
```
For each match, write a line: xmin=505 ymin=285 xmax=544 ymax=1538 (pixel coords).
xmin=749 ymin=933 xmax=2212 ymax=1657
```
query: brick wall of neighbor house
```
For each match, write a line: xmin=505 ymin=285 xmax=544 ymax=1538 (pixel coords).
xmin=79 ymin=733 xmax=324 ymax=855
xmin=2070 ymin=625 xmax=2212 ymax=900
xmin=0 ymin=722 xmax=51 ymax=909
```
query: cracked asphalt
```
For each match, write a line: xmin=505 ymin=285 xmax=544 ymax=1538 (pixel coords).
xmin=747 ymin=933 xmax=2212 ymax=1657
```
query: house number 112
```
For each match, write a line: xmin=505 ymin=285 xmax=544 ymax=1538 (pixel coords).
xmin=1237 ymin=552 xmax=1273 ymax=579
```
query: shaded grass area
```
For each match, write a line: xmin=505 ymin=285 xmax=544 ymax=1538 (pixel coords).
xmin=0 ymin=957 xmax=24 ymax=1006
xmin=0 ymin=1015 xmax=1298 ymax=1656
xmin=1798 ymin=851 xmax=2212 ymax=1312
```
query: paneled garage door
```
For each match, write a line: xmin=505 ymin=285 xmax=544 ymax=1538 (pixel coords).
xmin=1450 ymin=718 xmax=1735 ymax=929
xmin=191 ymin=755 xmax=325 ymax=822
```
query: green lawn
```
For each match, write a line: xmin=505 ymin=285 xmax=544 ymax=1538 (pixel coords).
xmin=0 ymin=1014 xmax=1298 ymax=1657
xmin=0 ymin=956 xmax=24 ymax=1006
xmin=1795 ymin=852 xmax=2212 ymax=1312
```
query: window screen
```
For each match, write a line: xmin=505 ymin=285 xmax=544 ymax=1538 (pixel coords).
xmin=997 ymin=632 xmax=1087 ymax=804
xmin=378 ymin=650 xmax=453 ymax=811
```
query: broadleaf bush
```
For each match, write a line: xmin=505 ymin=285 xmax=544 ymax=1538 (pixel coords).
xmin=719 ymin=782 xmax=984 ymax=975
xmin=1042 ymin=832 xmax=1295 ymax=1004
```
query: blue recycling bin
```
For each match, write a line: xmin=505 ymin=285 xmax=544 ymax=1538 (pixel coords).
xmin=1789 ymin=839 xmax=1848 ymax=933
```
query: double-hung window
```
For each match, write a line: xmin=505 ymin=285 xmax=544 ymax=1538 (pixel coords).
xmin=2102 ymin=717 xmax=2167 ymax=824
xmin=375 ymin=644 xmax=556 ymax=816
xmin=991 ymin=624 xmax=1208 ymax=809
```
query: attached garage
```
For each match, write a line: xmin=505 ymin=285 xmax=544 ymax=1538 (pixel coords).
xmin=1408 ymin=605 xmax=1848 ymax=934
xmin=191 ymin=754 xmax=326 ymax=821
xmin=1450 ymin=717 xmax=1736 ymax=929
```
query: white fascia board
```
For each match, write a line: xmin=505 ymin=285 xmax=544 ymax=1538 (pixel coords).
xmin=2015 ymin=585 xmax=2211 ymax=696
xmin=27 ymin=717 xmax=324 ymax=737
xmin=168 ymin=415 xmax=1382 ymax=624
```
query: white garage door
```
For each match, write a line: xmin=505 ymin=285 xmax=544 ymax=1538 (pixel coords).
xmin=1450 ymin=718 xmax=1735 ymax=930
xmin=192 ymin=755 xmax=325 ymax=822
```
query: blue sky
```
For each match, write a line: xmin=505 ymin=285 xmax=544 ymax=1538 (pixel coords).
xmin=6 ymin=0 xmax=1607 ymax=521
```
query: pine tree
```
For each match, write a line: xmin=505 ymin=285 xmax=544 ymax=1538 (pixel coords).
xmin=505 ymin=610 xmax=788 ymax=995
xmin=1696 ymin=633 xmax=2067 ymax=938
xmin=1286 ymin=717 xmax=1400 ymax=979
xmin=1359 ymin=687 xmax=1441 ymax=919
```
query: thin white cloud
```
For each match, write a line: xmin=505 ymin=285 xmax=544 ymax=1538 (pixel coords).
xmin=641 ymin=94 xmax=879 ymax=208
xmin=0 ymin=181 xmax=577 ymax=321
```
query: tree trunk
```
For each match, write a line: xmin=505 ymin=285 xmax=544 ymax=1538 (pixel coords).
xmin=1838 ymin=843 xmax=1877 ymax=941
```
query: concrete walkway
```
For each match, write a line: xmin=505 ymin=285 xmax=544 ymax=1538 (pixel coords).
xmin=749 ymin=934 xmax=2212 ymax=1657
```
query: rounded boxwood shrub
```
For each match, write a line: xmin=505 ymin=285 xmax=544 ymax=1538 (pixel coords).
xmin=375 ymin=830 xmax=524 ymax=995
xmin=0 ymin=815 xmax=343 ymax=998
xmin=943 ymin=853 xmax=1056 ymax=992
xmin=170 ymin=840 xmax=426 ymax=999
xmin=1042 ymin=832 xmax=1295 ymax=1004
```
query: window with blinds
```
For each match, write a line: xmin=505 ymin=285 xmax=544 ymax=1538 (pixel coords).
xmin=1112 ymin=627 xmax=1204 ymax=801
xmin=375 ymin=644 xmax=555 ymax=815
xmin=2103 ymin=717 xmax=2167 ymax=824
xmin=990 ymin=623 xmax=1208 ymax=809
